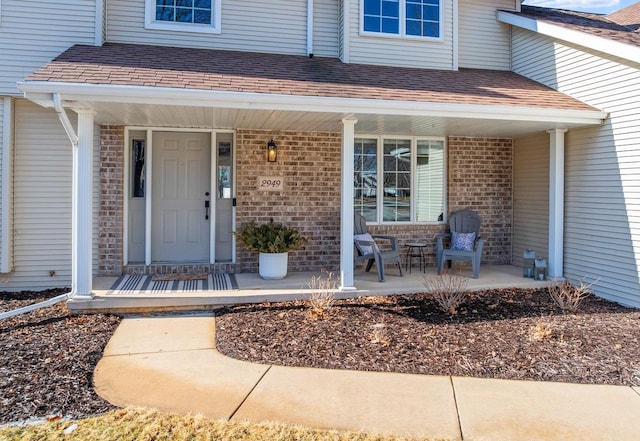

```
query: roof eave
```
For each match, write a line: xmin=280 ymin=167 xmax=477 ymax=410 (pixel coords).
xmin=17 ymin=80 xmax=608 ymax=126
xmin=497 ymin=10 xmax=640 ymax=64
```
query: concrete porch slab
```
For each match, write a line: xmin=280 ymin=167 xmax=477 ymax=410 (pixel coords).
xmin=453 ymin=376 xmax=640 ymax=441
xmin=76 ymin=265 xmax=547 ymax=313
xmin=232 ymin=365 xmax=462 ymax=440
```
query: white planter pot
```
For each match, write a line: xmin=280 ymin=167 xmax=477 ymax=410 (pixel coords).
xmin=259 ymin=252 xmax=289 ymax=279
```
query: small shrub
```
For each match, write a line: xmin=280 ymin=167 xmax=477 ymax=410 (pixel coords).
xmin=529 ymin=322 xmax=554 ymax=341
xmin=548 ymin=278 xmax=596 ymax=313
xmin=369 ymin=323 xmax=389 ymax=346
xmin=234 ymin=219 xmax=308 ymax=253
xmin=423 ymin=272 xmax=469 ymax=314
xmin=306 ymin=271 xmax=337 ymax=319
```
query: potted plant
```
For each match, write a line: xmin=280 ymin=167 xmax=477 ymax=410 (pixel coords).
xmin=234 ymin=218 xmax=308 ymax=279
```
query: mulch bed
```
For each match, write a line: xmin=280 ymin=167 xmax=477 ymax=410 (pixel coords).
xmin=216 ymin=288 xmax=640 ymax=386
xmin=1 ymin=287 xmax=638 ymax=425
xmin=0 ymin=290 xmax=121 ymax=424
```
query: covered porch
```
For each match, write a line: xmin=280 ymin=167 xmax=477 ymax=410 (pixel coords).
xmin=16 ymin=43 xmax=607 ymax=309
xmin=71 ymin=264 xmax=546 ymax=313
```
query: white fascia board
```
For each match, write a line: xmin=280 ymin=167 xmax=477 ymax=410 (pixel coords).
xmin=497 ymin=10 xmax=640 ymax=64
xmin=17 ymin=81 xmax=608 ymax=125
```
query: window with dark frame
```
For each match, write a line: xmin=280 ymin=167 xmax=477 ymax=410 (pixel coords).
xmin=132 ymin=139 xmax=145 ymax=198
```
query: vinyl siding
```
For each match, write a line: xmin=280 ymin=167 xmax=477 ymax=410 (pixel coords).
xmin=512 ymin=133 xmax=549 ymax=267
xmin=0 ymin=0 xmax=97 ymax=95
xmin=314 ymin=0 xmax=340 ymax=57
xmin=107 ymin=0 xmax=308 ymax=56
xmin=5 ymin=100 xmax=99 ymax=290
xmin=512 ymin=28 xmax=640 ymax=308
xmin=458 ymin=0 xmax=513 ymax=70
xmin=346 ymin=0 xmax=454 ymax=69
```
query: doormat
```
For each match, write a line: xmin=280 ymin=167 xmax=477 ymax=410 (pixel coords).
xmin=152 ymin=273 xmax=209 ymax=281
xmin=107 ymin=273 xmax=238 ymax=295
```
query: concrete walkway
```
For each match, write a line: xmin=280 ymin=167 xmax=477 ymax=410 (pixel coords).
xmin=95 ymin=316 xmax=640 ymax=441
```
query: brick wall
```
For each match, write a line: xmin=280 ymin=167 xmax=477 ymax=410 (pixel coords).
xmin=98 ymin=125 xmax=125 ymax=276
xmin=96 ymin=129 xmax=512 ymax=276
xmin=235 ymin=129 xmax=342 ymax=273
xmin=369 ymin=137 xmax=512 ymax=266
xmin=447 ymin=137 xmax=512 ymax=264
xmin=236 ymin=133 xmax=512 ymax=272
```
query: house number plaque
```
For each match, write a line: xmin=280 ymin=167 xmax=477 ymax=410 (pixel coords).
xmin=257 ymin=176 xmax=284 ymax=191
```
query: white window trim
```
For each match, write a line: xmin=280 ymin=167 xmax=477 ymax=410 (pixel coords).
xmin=356 ymin=135 xmax=447 ymax=225
xmin=359 ymin=0 xmax=444 ymax=42
xmin=144 ymin=0 xmax=222 ymax=34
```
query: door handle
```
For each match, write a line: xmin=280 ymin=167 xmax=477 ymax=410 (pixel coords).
xmin=205 ymin=200 xmax=210 ymax=220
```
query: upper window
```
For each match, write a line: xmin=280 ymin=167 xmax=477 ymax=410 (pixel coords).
xmin=354 ymin=137 xmax=445 ymax=224
xmin=362 ymin=0 xmax=441 ymax=39
xmin=145 ymin=0 xmax=221 ymax=34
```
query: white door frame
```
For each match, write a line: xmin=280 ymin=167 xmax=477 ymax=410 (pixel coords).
xmin=123 ymin=127 xmax=236 ymax=266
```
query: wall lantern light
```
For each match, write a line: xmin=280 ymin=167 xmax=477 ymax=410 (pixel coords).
xmin=267 ymin=139 xmax=277 ymax=162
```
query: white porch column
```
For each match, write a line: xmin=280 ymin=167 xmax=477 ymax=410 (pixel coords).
xmin=548 ymin=128 xmax=568 ymax=279
xmin=72 ymin=109 xmax=95 ymax=299
xmin=340 ymin=117 xmax=357 ymax=291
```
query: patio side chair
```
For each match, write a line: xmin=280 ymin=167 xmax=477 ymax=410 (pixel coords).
xmin=436 ymin=209 xmax=485 ymax=278
xmin=354 ymin=212 xmax=403 ymax=282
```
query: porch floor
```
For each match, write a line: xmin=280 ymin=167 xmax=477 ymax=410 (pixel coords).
xmin=68 ymin=264 xmax=547 ymax=313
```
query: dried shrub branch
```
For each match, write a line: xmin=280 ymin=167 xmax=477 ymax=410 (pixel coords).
xmin=423 ymin=272 xmax=469 ymax=314
xmin=529 ymin=321 xmax=554 ymax=342
xmin=306 ymin=271 xmax=337 ymax=319
xmin=548 ymin=277 xmax=597 ymax=313
xmin=369 ymin=323 xmax=389 ymax=346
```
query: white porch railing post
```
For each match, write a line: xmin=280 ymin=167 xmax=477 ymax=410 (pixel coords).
xmin=548 ymin=128 xmax=568 ymax=280
xmin=72 ymin=109 xmax=95 ymax=299
xmin=340 ymin=117 xmax=357 ymax=291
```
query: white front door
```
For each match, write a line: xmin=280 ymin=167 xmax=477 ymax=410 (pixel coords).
xmin=151 ymin=132 xmax=211 ymax=262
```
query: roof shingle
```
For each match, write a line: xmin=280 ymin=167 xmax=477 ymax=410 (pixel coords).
xmin=515 ymin=5 xmax=640 ymax=47
xmin=25 ymin=42 xmax=596 ymax=112
xmin=607 ymin=1 xmax=640 ymax=31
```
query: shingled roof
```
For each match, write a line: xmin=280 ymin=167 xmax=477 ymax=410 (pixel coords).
xmin=25 ymin=42 xmax=596 ymax=112
xmin=607 ymin=1 xmax=640 ymax=31
xmin=516 ymin=4 xmax=640 ymax=47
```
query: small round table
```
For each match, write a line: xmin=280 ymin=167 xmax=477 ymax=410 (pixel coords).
xmin=405 ymin=242 xmax=427 ymax=273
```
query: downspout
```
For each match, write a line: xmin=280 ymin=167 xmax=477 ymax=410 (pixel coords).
xmin=0 ymin=293 xmax=70 ymax=320
xmin=452 ymin=0 xmax=458 ymax=71
xmin=95 ymin=0 xmax=105 ymax=46
xmin=1 ymin=97 xmax=13 ymax=274
xmin=53 ymin=93 xmax=78 ymax=146
xmin=342 ymin=0 xmax=350 ymax=63
xmin=0 ymin=92 xmax=82 ymax=319
xmin=307 ymin=0 xmax=314 ymax=57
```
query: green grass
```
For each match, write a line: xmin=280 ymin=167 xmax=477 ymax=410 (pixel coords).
xmin=0 ymin=408 xmax=445 ymax=441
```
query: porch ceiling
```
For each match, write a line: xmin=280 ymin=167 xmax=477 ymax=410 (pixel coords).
xmin=17 ymin=42 xmax=608 ymax=138
xmin=59 ymin=101 xmax=597 ymax=138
